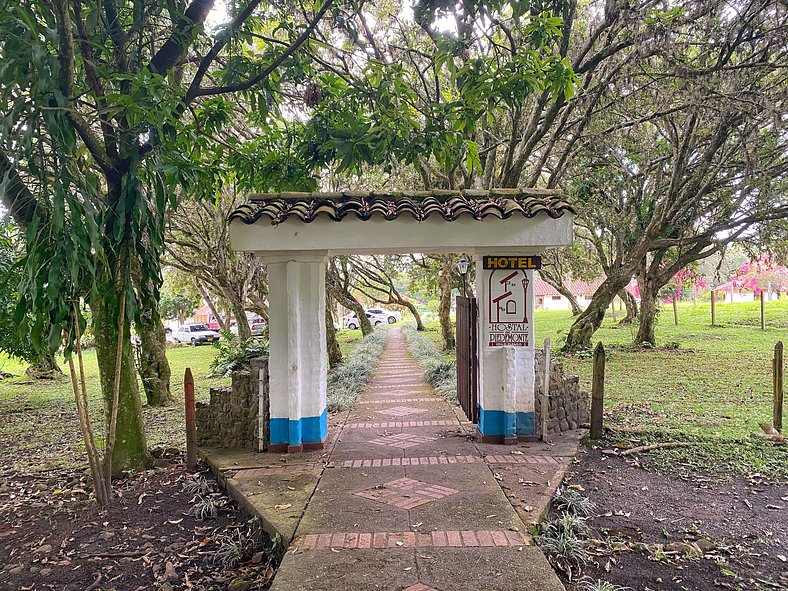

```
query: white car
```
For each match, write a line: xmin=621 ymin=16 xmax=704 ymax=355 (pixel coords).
xmin=343 ymin=308 xmax=401 ymax=329
xmin=172 ymin=324 xmax=221 ymax=346
xmin=367 ymin=308 xmax=401 ymax=324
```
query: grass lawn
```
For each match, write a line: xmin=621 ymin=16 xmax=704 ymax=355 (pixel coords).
xmin=0 ymin=344 xmax=228 ymax=473
xmin=536 ymin=300 xmax=787 ymax=441
xmin=2 ymin=300 xmax=786 ymax=477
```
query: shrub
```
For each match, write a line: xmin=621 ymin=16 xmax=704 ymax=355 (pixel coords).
xmin=576 ymin=577 xmax=632 ymax=591
xmin=208 ymin=337 xmax=268 ymax=377
xmin=402 ymin=326 xmax=458 ymax=403
xmin=327 ymin=329 xmax=388 ymax=411
xmin=213 ymin=528 xmax=263 ymax=568
xmin=554 ymin=485 xmax=596 ymax=517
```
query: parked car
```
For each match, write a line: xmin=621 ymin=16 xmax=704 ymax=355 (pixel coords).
xmin=343 ymin=308 xmax=401 ymax=329
xmin=172 ymin=323 xmax=221 ymax=346
xmin=367 ymin=308 xmax=402 ymax=324
xmin=251 ymin=320 xmax=266 ymax=337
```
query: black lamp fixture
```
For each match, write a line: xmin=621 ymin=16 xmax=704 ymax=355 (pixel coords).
xmin=457 ymin=257 xmax=469 ymax=297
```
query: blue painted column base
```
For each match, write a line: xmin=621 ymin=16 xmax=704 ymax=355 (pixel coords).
xmin=269 ymin=409 xmax=328 ymax=452
xmin=477 ymin=407 xmax=536 ymax=444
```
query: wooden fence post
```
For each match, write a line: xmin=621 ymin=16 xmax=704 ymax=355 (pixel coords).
xmin=672 ymin=292 xmax=679 ymax=326
xmin=541 ymin=338 xmax=551 ymax=442
xmin=711 ymin=290 xmax=716 ymax=326
xmin=774 ymin=341 xmax=784 ymax=432
xmin=760 ymin=291 xmax=766 ymax=331
xmin=590 ymin=342 xmax=605 ymax=440
xmin=185 ymin=368 xmax=198 ymax=470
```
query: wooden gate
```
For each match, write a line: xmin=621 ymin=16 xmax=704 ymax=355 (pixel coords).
xmin=456 ymin=295 xmax=479 ymax=423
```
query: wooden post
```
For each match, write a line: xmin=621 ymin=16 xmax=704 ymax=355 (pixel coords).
xmin=760 ymin=291 xmax=766 ymax=331
xmin=541 ymin=338 xmax=551 ymax=442
xmin=185 ymin=368 xmax=198 ymax=470
xmin=610 ymin=301 xmax=617 ymax=322
xmin=711 ymin=290 xmax=716 ymax=326
xmin=590 ymin=342 xmax=605 ymax=440
xmin=774 ymin=341 xmax=784 ymax=432
xmin=672 ymin=292 xmax=679 ymax=326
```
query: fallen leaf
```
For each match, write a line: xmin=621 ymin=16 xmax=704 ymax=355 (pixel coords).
xmin=275 ymin=504 xmax=292 ymax=510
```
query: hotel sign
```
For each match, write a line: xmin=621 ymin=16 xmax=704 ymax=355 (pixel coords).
xmin=482 ymin=256 xmax=541 ymax=270
xmin=485 ymin=263 xmax=533 ymax=348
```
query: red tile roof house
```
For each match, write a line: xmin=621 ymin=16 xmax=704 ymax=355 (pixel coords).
xmin=533 ymin=276 xmax=607 ymax=311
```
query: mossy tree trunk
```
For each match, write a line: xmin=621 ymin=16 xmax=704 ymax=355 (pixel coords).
xmin=618 ymin=289 xmax=638 ymax=325
xmin=564 ymin=272 xmax=631 ymax=352
xmin=326 ymin=291 xmax=343 ymax=368
xmin=438 ymin=263 xmax=455 ymax=351
xmin=137 ymin=309 xmax=172 ymax=406
xmin=92 ymin=294 xmax=151 ymax=474
xmin=25 ymin=350 xmax=63 ymax=378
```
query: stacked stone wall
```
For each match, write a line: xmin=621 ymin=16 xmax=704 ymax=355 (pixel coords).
xmin=534 ymin=351 xmax=589 ymax=434
xmin=196 ymin=357 xmax=269 ymax=449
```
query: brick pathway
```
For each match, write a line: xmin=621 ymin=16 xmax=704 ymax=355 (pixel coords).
xmin=268 ymin=328 xmax=568 ymax=591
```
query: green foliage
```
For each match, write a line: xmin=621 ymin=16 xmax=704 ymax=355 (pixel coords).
xmin=208 ymin=338 xmax=269 ymax=378
xmin=536 ymin=511 xmax=590 ymax=577
xmin=160 ymin=271 xmax=201 ymax=321
xmin=327 ymin=329 xmax=388 ymax=411
xmin=554 ymin=486 xmax=596 ymax=517
xmin=0 ymin=222 xmax=37 ymax=362
xmin=402 ymin=326 xmax=457 ymax=403
xmin=213 ymin=528 xmax=263 ymax=569
xmin=576 ymin=577 xmax=632 ymax=591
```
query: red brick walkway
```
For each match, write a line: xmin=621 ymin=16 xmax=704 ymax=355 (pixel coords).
xmin=269 ymin=328 xmax=570 ymax=591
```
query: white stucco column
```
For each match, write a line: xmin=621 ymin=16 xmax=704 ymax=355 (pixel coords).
xmin=265 ymin=256 xmax=328 ymax=452
xmin=474 ymin=253 xmax=538 ymax=443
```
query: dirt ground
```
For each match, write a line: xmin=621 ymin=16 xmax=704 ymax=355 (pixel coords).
xmin=561 ymin=445 xmax=788 ymax=591
xmin=0 ymin=448 xmax=278 ymax=591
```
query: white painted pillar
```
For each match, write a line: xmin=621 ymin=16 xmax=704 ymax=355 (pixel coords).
xmin=265 ymin=257 xmax=328 ymax=452
xmin=474 ymin=254 xmax=537 ymax=443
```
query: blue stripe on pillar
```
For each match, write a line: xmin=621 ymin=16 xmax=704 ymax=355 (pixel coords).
xmin=269 ymin=409 xmax=328 ymax=445
xmin=478 ymin=407 xmax=535 ymax=438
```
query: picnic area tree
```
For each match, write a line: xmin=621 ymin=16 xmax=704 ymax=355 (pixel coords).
xmin=407 ymin=254 xmax=462 ymax=350
xmin=538 ymin=243 xmax=600 ymax=316
xmin=349 ymin=256 xmax=425 ymax=330
xmin=165 ymin=192 xmax=271 ymax=339
xmin=561 ymin=0 xmax=788 ymax=351
xmin=0 ymin=0 xmax=338 ymax=478
xmin=327 ymin=256 xmax=373 ymax=335
xmin=0 ymin=221 xmax=62 ymax=377
xmin=160 ymin=271 xmax=202 ymax=325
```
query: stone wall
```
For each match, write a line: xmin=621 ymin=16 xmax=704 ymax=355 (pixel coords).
xmin=196 ymin=357 xmax=269 ymax=450
xmin=534 ymin=351 xmax=590 ymax=435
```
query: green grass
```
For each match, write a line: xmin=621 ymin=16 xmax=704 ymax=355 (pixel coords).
xmin=535 ymin=300 xmax=787 ymax=440
xmin=0 ymin=344 xmax=228 ymax=473
xmin=409 ymin=300 xmax=788 ymax=479
xmin=2 ymin=300 xmax=786 ymax=478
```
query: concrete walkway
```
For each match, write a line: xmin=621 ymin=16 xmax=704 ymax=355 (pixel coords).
xmin=204 ymin=328 xmax=580 ymax=591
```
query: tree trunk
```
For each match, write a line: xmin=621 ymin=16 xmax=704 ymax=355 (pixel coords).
xmin=227 ymin=293 xmax=251 ymax=339
xmin=635 ymin=277 xmax=659 ymax=346
xmin=25 ymin=350 xmax=63 ymax=379
xmin=92 ymin=295 xmax=151 ymax=474
xmin=438 ymin=264 xmax=455 ymax=351
xmin=196 ymin=282 xmax=226 ymax=331
xmin=137 ymin=306 xmax=172 ymax=406
xmin=330 ymin=286 xmax=373 ymax=335
xmin=538 ymin=272 xmax=582 ymax=315
xmin=402 ymin=300 xmax=425 ymax=331
xmin=618 ymin=289 xmax=638 ymax=325
xmin=563 ymin=274 xmax=631 ymax=352
xmin=326 ymin=293 xmax=342 ymax=368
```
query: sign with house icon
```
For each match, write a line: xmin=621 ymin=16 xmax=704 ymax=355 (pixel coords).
xmin=487 ymin=269 xmax=531 ymax=346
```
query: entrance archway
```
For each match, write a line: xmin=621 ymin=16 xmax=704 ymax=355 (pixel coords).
xmin=229 ymin=189 xmax=573 ymax=452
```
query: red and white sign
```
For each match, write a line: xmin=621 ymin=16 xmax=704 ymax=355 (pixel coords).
xmin=487 ymin=269 xmax=530 ymax=347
